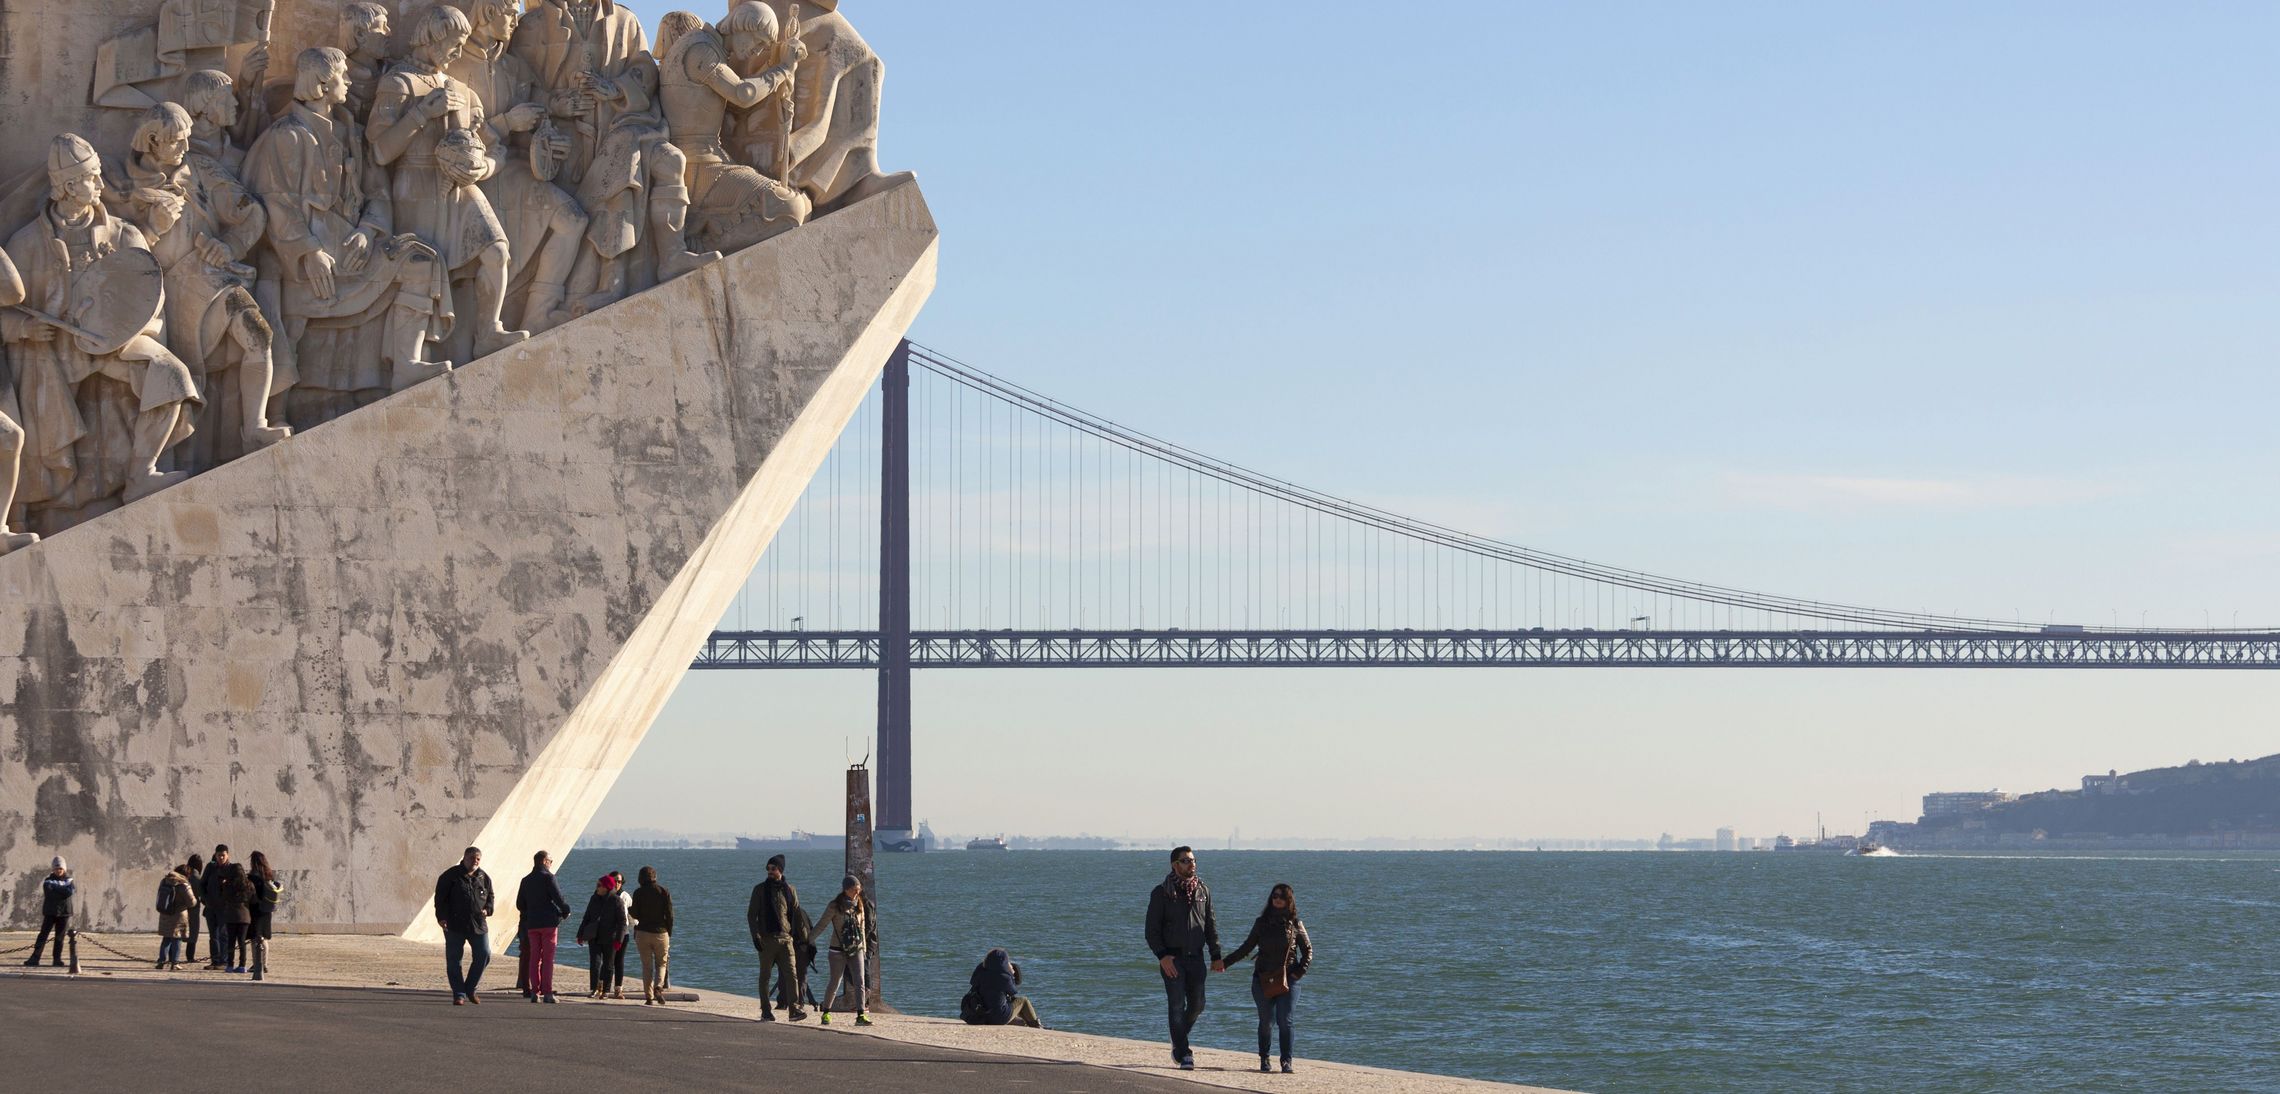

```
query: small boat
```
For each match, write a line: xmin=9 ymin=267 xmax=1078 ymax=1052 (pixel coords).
xmin=966 ymin=836 xmax=1008 ymax=851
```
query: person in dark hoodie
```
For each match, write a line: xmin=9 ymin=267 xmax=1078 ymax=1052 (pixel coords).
xmin=25 ymin=857 xmax=74 ymax=967
xmin=576 ymin=875 xmax=628 ymax=998
xmin=1215 ymin=883 xmax=1313 ymax=1074
xmin=1143 ymin=846 xmax=1220 ymax=1070
xmin=629 ymin=866 xmax=674 ymax=1005
xmin=515 ymin=850 xmax=573 ymax=1003
xmin=961 ymin=948 xmax=1044 ymax=1028
xmin=746 ymin=854 xmax=807 ymax=1021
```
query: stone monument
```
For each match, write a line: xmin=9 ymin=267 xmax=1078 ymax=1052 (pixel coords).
xmin=0 ymin=0 xmax=933 ymax=934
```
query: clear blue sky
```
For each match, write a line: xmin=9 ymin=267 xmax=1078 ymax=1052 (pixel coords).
xmin=597 ymin=1 xmax=2280 ymax=843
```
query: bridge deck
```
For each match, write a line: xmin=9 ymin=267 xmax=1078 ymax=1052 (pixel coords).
xmin=692 ymin=630 xmax=2280 ymax=670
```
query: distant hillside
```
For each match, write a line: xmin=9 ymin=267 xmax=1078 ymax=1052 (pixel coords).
xmin=1919 ymin=754 xmax=2280 ymax=839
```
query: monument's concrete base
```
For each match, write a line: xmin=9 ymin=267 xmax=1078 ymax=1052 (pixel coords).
xmin=0 ymin=181 xmax=938 ymax=933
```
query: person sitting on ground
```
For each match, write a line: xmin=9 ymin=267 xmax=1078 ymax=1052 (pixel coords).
xmin=156 ymin=863 xmax=196 ymax=970
xmin=576 ymin=875 xmax=628 ymax=999
xmin=961 ymin=948 xmax=1044 ymax=1028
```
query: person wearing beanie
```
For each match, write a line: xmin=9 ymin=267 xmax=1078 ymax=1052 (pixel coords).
xmin=26 ymin=858 xmax=72 ymax=967
xmin=810 ymin=874 xmax=877 ymax=1026
xmin=746 ymin=854 xmax=806 ymax=1021
xmin=575 ymin=875 xmax=628 ymax=999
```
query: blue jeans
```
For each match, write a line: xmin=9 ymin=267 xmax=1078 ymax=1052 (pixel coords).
xmin=159 ymin=937 xmax=181 ymax=965
xmin=1251 ymin=975 xmax=1297 ymax=1062
xmin=444 ymin=929 xmax=491 ymax=998
xmin=1161 ymin=953 xmax=1208 ymax=1058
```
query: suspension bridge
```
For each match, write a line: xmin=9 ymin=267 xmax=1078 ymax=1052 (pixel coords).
xmin=691 ymin=341 xmax=2280 ymax=841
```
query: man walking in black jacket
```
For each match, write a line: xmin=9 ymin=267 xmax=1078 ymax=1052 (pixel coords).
xmin=515 ymin=850 xmax=573 ymax=1003
xmin=1144 ymin=846 xmax=1221 ymax=1070
xmin=747 ymin=854 xmax=807 ymax=1021
xmin=435 ymin=847 xmax=496 ymax=1005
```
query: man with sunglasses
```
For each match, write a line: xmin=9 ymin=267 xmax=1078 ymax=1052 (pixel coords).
xmin=1144 ymin=846 xmax=1221 ymax=1070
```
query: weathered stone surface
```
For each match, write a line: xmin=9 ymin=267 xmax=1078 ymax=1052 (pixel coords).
xmin=0 ymin=178 xmax=937 ymax=932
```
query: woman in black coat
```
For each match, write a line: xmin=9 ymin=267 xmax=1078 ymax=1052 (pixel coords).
xmin=575 ymin=876 xmax=629 ymax=999
xmin=244 ymin=851 xmax=281 ymax=981
xmin=1215 ymin=883 xmax=1313 ymax=1074
xmin=960 ymin=948 xmax=1043 ymax=1028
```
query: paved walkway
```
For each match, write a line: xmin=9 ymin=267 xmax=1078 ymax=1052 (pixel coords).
xmin=1 ymin=932 xmax=1571 ymax=1093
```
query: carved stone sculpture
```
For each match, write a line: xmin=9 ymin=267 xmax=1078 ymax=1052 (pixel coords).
xmin=92 ymin=0 xmax=273 ymax=112
xmin=245 ymin=47 xmax=453 ymax=425
xmin=660 ymin=5 xmax=811 ymax=255
xmin=0 ymin=252 xmax=44 ymax=555
xmin=449 ymin=0 xmax=591 ymax=334
xmin=369 ymin=5 xmax=529 ymax=364
xmin=513 ymin=0 xmax=712 ymax=313
xmin=182 ymin=67 xmax=299 ymax=411
xmin=740 ymin=0 xmax=909 ymax=214
xmin=116 ymin=102 xmax=292 ymax=473
xmin=2 ymin=135 xmax=202 ymax=527
xmin=338 ymin=1 xmax=393 ymax=125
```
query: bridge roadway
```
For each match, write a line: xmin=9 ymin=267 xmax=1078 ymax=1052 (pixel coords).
xmin=693 ymin=629 xmax=2280 ymax=670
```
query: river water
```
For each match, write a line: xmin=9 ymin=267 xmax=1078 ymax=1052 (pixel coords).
xmin=549 ymin=848 xmax=2280 ymax=1092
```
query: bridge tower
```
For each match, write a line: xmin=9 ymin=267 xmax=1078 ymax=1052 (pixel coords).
xmin=875 ymin=342 xmax=917 ymax=850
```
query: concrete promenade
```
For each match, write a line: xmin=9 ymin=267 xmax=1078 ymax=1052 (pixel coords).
xmin=1 ymin=933 xmax=1574 ymax=1093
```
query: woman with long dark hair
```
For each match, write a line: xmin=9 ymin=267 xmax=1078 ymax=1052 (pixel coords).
xmin=178 ymin=853 xmax=205 ymax=965
xmin=244 ymin=851 xmax=281 ymax=980
xmin=810 ymin=875 xmax=877 ymax=1026
xmin=1215 ymin=883 xmax=1313 ymax=1074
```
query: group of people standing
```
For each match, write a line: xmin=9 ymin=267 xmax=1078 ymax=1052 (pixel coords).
xmin=433 ymin=846 xmax=878 ymax=1025
xmin=19 ymin=845 xmax=282 ymax=978
xmin=154 ymin=845 xmax=283 ymax=978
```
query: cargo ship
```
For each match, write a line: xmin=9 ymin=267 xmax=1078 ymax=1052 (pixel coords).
xmin=734 ymin=830 xmax=842 ymax=852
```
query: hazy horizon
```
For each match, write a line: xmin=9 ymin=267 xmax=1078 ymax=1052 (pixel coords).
xmin=590 ymin=2 xmax=2280 ymax=842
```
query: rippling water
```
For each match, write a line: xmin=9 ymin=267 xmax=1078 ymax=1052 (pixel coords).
xmin=551 ymin=848 xmax=2280 ymax=1092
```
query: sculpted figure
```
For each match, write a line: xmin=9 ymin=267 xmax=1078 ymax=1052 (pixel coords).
xmin=91 ymin=0 xmax=272 ymax=112
xmin=3 ymin=135 xmax=202 ymax=520
xmin=370 ymin=6 xmax=530 ymax=363
xmin=737 ymin=0 xmax=909 ymax=213
xmin=246 ymin=47 xmax=453 ymax=424
xmin=0 ymin=252 xmax=43 ymax=553
xmin=449 ymin=0 xmax=592 ymax=334
xmin=340 ymin=2 xmax=396 ymax=126
xmin=114 ymin=103 xmax=292 ymax=472
xmin=660 ymin=5 xmax=812 ymax=254
xmin=182 ymin=67 xmax=299 ymax=405
xmin=513 ymin=0 xmax=712 ymax=312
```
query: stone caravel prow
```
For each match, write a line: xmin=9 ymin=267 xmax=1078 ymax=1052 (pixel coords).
xmin=0 ymin=180 xmax=937 ymax=934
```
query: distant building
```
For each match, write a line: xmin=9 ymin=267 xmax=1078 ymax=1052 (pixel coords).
xmin=1922 ymin=790 xmax=2012 ymax=819
xmin=1715 ymin=827 xmax=1737 ymax=852
xmin=2081 ymin=769 xmax=2129 ymax=795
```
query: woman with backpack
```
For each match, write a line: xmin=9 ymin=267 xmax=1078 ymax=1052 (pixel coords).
xmin=155 ymin=865 xmax=196 ymax=970
xmin=960 ymin=948 xmax=1043 ymax=1028
xmin=809 ymin=875 xmax=876 ymax=1026
xmin=245 ymin=852 xmax=281 ymax=980
xmin=1214 ymin=883 xmax=1313 ymax=1074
